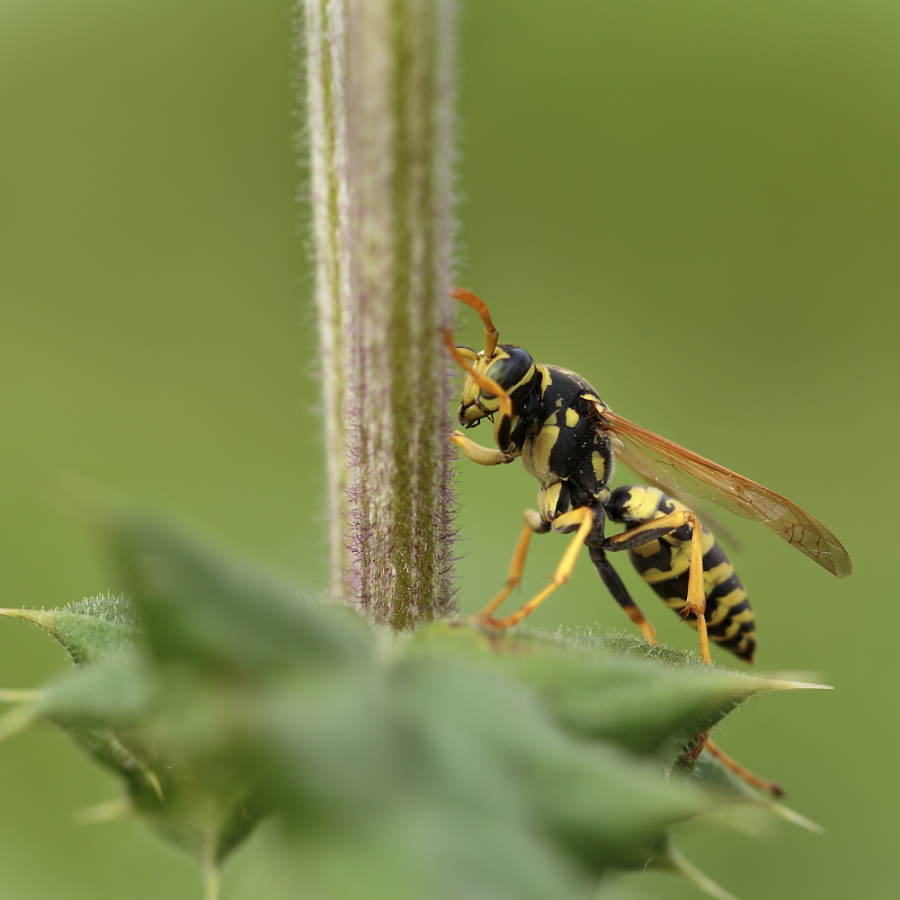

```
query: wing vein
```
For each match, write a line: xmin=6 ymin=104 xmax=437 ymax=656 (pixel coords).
xmin=590 ymin=403 xmax=851 ymax=578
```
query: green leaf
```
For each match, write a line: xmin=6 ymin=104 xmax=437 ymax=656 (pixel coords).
xmin=0 ymin=593 xmax=138 ymax=665
xmin=677 ymin=750 xmax=824 ymax=835
xmin=0 ymin=504 xmax=826 ymax=899
xmin=407 ymin=623 xmax=787 ymax=764
xmin=25 ymin=652 xmax=260 ymax=867
xmin=245 ymin=651 xmax=713 ymax=900
xmin=34 ymin=656 xmax=155 ymax=725
xmin=0 ymin=656 xmax=163 ymax=804
xmin=96 ymin=507 xmax=723 ymax=893
xmin=648 ymin=833 xmax=742 ymax=900
xmin=102 ymin=504 xmax=372 ymax=678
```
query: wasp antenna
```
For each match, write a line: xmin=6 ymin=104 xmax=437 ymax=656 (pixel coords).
xmin=442 ymin=330 xmax=512 ymax=421
xmin=450 ymin=286 xmax=499 ymax=358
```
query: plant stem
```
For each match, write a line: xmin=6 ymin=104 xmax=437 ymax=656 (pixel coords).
xmin=305 ymin=0 xmax=352 ymax=599
xmin=304 ymin=0 xmax=457 ymax=627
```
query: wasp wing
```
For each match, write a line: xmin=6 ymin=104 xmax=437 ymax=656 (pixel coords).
xmin=593 ymin=404 xmax=852 ymax=578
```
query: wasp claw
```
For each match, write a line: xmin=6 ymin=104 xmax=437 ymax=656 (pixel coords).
xmin=682 ymin=730 xmax=710 ymax=764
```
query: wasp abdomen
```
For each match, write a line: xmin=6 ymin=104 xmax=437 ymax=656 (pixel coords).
xmin=606 ymin=485 xmax=757 ymax=662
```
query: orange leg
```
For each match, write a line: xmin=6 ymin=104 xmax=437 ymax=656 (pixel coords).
xmin=705 ymin=739 xmax=785 ymax=797
xmin=624 ymin=606 xmax=657 ymax=645
xmin=683 ymin=729 xmax=709 ymax=764
xmin=475 ymin=507 xmax=594 ymax=629
xmin=474 ymin=513 xmax=544 ymax=620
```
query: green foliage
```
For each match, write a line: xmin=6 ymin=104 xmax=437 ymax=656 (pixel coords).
xmin=0 ymin=506 xmax=820 ymax=899
xmin=0 ymin=595 xmax=139 ymax=665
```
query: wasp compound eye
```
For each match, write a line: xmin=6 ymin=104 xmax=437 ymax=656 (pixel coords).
xmin=485 ymin=347 xmax=533 ymax=394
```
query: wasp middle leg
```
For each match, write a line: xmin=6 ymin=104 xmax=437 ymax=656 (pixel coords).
xmin=587 ymin=545 xmax=657 ymax=645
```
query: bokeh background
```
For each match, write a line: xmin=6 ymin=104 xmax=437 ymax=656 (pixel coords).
xmin=1 ymin=1 xmax=896 ymax=897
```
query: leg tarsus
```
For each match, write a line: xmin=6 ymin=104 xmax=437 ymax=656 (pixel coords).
xmin=705 ymin=739 xmax=785 ymax=797
xmin=694 ymin=610 xmax=711 ymax=665
xmin=631 ymin=613 xmax=657 ymax=645
xmin=683 ymin=729 xmax=709 ymax=764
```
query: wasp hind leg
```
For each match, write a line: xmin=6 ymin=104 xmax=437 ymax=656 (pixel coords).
xmin=681 ymin=733 xmax=784 ymax=798
xmin=475 ymin=507 xmax=594 ymax=629
xmin=604 ymin=508 xmax=711 ymax=664
xmin=704 ymin=738 xmax=784 ymax=797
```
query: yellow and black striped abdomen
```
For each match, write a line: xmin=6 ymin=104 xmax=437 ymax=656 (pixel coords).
xmin=606 ymin=485 xmax=757 ymax=662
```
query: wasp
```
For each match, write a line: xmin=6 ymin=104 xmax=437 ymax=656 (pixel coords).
xmin=446 ymin=287 xmax=851 ymax=793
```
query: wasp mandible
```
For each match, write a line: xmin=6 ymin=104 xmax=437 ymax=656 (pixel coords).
xmin=445 ymin=287 xmax=851 ymax=669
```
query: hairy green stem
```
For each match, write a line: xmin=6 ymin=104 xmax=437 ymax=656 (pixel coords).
xmin=305 ymin=0 xmax=352 ymax=598
xmin=304 ymin=0 xmax=457 ymax=626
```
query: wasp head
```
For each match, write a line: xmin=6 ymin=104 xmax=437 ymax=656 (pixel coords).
xmin=456 ymin=344 xmax=534 ymax=428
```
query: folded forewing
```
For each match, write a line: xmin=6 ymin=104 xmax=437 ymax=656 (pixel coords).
xmin=594 ymin=404 xmax=851 ymax=578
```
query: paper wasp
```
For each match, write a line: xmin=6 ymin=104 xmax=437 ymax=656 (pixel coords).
xmin=446 ymin=287 xmax=851 ymax=793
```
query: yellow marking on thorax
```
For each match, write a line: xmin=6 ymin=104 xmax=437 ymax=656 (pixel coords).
xmin=522 ymin=426 xmax=560 ymax=486
xmin=591 ymin=451 xmax=606 ymax=483
xmin=565 ymin=408 xmax=580 ymax=428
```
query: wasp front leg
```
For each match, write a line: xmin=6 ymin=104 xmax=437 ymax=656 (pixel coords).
xmin=476 ymin=506 xmax=594 ymax=629
xmin=604 ymin=508 xmax=711 ymax=664
xmin=449 ymin=431 xmax=517 ymax=466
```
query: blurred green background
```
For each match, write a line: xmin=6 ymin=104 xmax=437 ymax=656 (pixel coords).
xmin=0 ymin=1 xmax=895 ymax=897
